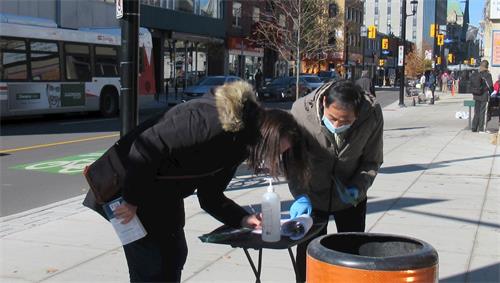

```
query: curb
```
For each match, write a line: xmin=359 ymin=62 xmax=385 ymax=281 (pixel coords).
xmin=0 ymin=194 xmax=85 ymax=223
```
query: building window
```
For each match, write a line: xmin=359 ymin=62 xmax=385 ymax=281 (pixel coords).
xmin=347 ymin=8 xmax=351 ymax=20
xmin=253 ymin=7 xmax=260 ymax=22
xmin=374 ymin=18 xmax=379 ymax=27
xmin=413 ymin=16 xmax=417 ymax=27
xmin=387 ymin=0 xmax=391 ymax=15
xmin=233 ymin=2 xmax=242 ymax=27
xmin=279 ymin=14 xmax=286 ymax=27
xmin=175 ymin=0 xmax=194 ymax=13
xmin=142 ymin=0 xmax=161 ymax=6
xmin=199 ymin=0 xmax=220 ymax=18
xmin=375 ymin=0 xmax=379 ymax=15
xmin=412 ymin=30 xmax=417 ymax=41
xmin=30 ymin=41 xmax=60 ymax=81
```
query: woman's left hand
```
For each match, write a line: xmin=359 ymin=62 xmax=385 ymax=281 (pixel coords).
xmin=241 ymin=214 xmax=262 ymax=229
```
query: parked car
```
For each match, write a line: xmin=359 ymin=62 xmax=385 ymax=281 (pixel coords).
xmin=318 ymin=70 xmax=339 ymax=82
xmin=258 ymin=77 xmax=303 ymax=101
xmin=183 ymin=75 xmax=242 ymax=100
xmin=300 ymin=75 xmax=324 ymax=91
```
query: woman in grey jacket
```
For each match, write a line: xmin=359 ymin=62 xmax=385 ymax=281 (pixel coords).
xmin=287 ymin=79 xmax=384 ymax=282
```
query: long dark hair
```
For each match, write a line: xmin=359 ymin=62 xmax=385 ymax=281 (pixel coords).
xmin=247 ymin=109 xmax=310 ymax=186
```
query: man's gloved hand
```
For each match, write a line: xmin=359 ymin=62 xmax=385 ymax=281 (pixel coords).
xmin=346 ymin=186 xmax=359 ymax=201
xmin=290 ymin=195 xmax=312 ymax=219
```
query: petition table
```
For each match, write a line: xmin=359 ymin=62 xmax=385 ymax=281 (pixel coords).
xmin=199 ymin=221 xmax=327 ymax=283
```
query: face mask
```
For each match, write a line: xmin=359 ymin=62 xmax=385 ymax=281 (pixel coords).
xmin=322 ymin=116 xmax=351 ymax=134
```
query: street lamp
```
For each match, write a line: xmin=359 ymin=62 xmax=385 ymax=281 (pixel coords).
xmin=399 ymin=0 xmax=418 ymax=107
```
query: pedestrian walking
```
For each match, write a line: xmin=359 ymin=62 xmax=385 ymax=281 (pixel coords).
xmin=428 ymin=72 xmax=437 ymax=104
xmin=441 ymin=72 xmax=449 ymax=94
xmin=286 ymin=80 xmax=384 ymax=282
xmin=86 ymin=81 xmax=310 ymax=283
xmin=355 ymin=70 xmax=376 ymax=97
xmin=254 ymin=69 xmax=263 ymax=91
xmin=471 ymin=60 xmax=493 ymax=133
xmin=420 ymin=73 xmax=427 ymax=96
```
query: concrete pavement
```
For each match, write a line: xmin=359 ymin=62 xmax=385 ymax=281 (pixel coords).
xmin=1 ymin=91 xmax=499 ymax=282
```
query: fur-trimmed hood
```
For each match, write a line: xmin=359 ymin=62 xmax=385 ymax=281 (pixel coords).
xmin=214 ymin=80 xmax=258 ymax=132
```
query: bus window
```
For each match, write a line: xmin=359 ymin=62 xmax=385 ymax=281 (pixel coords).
xmin=0 ymin=38 xmax=28 ymax=80
xmin=95 ymin=46 xmax=119 ymax=77
xmin=64 ymin=43 xmax=91 ymax=81
xmin=30 ymin=41 xmax=60 ymax=81
xmin=139 ymin=47 xmax=144 ymax=73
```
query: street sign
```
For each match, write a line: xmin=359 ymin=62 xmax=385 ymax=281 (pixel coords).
xmin=398 ymin=45 xmax=404 ymax=67
xmin=425 ymin=50 xmax=432 ymax=60
xmin=116 ymin=0 xmax=123 ymax=19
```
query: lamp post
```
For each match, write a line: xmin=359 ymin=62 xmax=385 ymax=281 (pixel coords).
xmin=398 ymin=0 xmax=418 ymax=107
xmin=360 ymin=25 xmax=367 ymax=70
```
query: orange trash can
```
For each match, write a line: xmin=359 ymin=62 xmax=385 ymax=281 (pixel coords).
xmin=307 ymin=233 xmax=439 ymax=283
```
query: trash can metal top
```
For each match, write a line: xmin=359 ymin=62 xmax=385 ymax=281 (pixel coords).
xmin=307 ymin=233 xmax=438 ymax=271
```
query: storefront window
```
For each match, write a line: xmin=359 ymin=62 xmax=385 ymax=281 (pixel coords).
xmin=176 ymin=0 xmax=194 ymax=13
xmin=200 ymin=0 xmax=220 ymax=18
xmin=228 ymin=54 xmax=239 ymax=76
xmin=164 ymin=39 xmax=208 ymax=91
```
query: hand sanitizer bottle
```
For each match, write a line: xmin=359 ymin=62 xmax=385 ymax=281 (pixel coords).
xmin=262 ymin=178 xmax=281 ymax=242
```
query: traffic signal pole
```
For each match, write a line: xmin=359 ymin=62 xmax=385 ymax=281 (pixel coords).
xmin=398 ymin=0 xmax=407 ymax=107
xmin=120 ymin=0 xmax=139 ymax=137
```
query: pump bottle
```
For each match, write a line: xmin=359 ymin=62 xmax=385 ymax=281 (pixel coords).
xmin=262 ymin=178 xmax=281 ymax=242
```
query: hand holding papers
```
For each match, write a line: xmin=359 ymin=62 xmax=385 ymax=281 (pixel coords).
xmin=104 ymin=197 xmax=147 ymax=246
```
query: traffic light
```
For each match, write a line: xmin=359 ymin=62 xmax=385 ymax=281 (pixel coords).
xmin=437 ymin=34 xmax=444 ymax=46
xmin=447 ymin=53 xmax=454 ymax=63
xmin=470 ymin=58 xmax=475 ymax=65
xmin=368 ymin=25 xmax=377 ymax=39
xmin=382 ymin=38 xmax=389 ymax=50
xmin=430 ymin=24 xmax=436 ymax=37
xmin=437 ymin=56 xmax=442 ymax=65
xmin=379 ymin=59 xmax=385 ymax=66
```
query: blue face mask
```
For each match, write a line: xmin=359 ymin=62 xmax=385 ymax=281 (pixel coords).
xmin=322 ymin=116 xmax=351 ymax=134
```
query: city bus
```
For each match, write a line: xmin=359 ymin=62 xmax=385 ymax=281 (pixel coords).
xmin=0 ymin=14 xmax=156 ymax=118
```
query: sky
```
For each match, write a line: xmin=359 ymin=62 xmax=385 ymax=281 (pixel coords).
xmin=469 ymin=0 xmax=485 ymax=27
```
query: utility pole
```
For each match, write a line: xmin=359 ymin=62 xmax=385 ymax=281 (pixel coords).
xmin=119 ymin=0 xmax=139 ymax=137
xmin=399 ymin=0 xmax=418 ymax=107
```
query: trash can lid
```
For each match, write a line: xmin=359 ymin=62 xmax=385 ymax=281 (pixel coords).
xmin=307 ymin=232 xmax=438 ymax=271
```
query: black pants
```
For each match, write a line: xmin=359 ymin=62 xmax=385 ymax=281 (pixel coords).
xmin=123 ymin=198 xmax=187 ymax=283
xmin=295 ymin=199 xmax=367 ymax=283
xmin=123 ymin=230 xmax=188 ymax=283
xmin=472 ymin=100 xmax=488 ymax=132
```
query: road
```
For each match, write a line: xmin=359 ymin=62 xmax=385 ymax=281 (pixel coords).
xmin=0 ymin=89 xmax=399 ymax=216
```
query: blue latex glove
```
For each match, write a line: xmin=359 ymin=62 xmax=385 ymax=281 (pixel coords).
xmin=346 ymin=186 xmax=359 ymax=201
xmin=290 ymin=195 xmax=312 ymax=219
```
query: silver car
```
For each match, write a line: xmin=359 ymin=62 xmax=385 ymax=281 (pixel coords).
xmin=183 ymin=76 xmax=242 ymax=100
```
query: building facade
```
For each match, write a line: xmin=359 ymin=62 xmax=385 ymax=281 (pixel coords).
xmin=363 ymin=0 xmax=447 ymax=55
xmin=483 ymin=0 xmax=500 ymax=80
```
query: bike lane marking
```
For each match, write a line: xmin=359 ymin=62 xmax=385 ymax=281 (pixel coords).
xmin=0 ymin=134 xmax=118 ymax=154
xmin=11 ymin=151 xmax=105 ymax=175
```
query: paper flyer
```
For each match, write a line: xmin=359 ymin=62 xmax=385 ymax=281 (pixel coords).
xmin=103 ymin=197 xmax=147 ymax=246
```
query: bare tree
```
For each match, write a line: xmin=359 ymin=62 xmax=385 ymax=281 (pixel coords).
xmin=252 ymin=0 xmax=342 ymax=100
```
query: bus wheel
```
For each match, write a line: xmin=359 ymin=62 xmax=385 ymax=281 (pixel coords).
xmin=100 ymin=89 xmax=119 ymax=117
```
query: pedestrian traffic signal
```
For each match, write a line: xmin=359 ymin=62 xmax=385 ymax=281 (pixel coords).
xmin=379 ymin=59 xmax=385 ymax=66
xmin=437 ymin=34 xmax=444 ymax=46
xmin=368 ymin=25 xmax=377 ymax=39
xmin=447 ymin=53 xmax=454 ymax=63
xmin=382 ymin=38 xmax=389 ymax=50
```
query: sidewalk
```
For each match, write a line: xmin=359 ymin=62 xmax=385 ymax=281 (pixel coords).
xmin=1 ymin=91 xmax=499 ymax=282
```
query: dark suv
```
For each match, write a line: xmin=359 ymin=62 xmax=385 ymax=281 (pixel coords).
xmin=258 ymin=76 xmax=319 ymax=101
